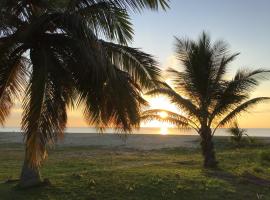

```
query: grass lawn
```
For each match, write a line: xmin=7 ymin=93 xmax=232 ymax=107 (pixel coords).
xmin=0 ymin=139 xmax=270 ymax=200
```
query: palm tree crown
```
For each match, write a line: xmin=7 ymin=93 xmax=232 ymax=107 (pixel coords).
xmin=0 ymin=0 xmax=169 ymax=166
xmin=142 ymin=32 xmax=269 ymax=168
xmin=143 ymin=32 xmax=269 ymax=132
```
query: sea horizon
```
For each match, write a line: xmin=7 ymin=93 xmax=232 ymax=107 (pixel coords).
xmin=0 ymin=127 xmax=270 ymax=137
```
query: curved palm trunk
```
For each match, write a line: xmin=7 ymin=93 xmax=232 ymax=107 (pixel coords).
xmin=18 ymin=148 xmax=42 ymax=188
xmin=199 ymin=127 xmax=218 ymax=168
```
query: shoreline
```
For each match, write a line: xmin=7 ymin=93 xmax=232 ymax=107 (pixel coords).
xmin=0 ymin=127 xmax=270 ymax=137
xmin=1 ymin=132 xmax=270 ymax=150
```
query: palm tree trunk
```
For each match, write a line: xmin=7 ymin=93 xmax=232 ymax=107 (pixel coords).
xmin=18 ymin=148 xmax=42 ymax=188
xmin=200 ymin=127 xmax=218 ymax=168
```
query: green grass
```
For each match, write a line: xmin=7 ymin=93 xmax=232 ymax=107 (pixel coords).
xmin=0 ymin=140 xmax=270 ymax=200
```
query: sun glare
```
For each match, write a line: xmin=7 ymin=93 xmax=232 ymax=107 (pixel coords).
xmin=159 ymin=111 xmax=168 ymax=119
xmin=160 ymin=126 xmax=168 ymax=135
xmin=140 ymin=95 xmax=181 ymax=128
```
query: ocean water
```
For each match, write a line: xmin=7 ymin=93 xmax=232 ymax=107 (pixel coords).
xmin=0 ymin=127 xmax=269 ymax=137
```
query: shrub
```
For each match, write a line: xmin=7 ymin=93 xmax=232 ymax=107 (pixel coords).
xmin=260 ymin=151 xmax=270 ymax=163
xmin=228 ymin=121 xmax=248 ymax=146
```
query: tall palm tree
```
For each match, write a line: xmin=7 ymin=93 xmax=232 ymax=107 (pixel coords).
xmin=141 ymin=32 xmax=270 ymax=168
xmin=0 ymin=0 xmax=169 ymax=187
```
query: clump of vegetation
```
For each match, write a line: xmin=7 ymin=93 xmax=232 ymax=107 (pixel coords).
xmin=260 ymin=151 xmax=270 ymax=164
xmin=228 ymin=121 xmax=250 ymax=146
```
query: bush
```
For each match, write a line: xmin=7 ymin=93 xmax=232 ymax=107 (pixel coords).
xmin=260 ymin=151 xmax=270 ymax=163
xmin=228 ymin=121 xmax=248 ymax=146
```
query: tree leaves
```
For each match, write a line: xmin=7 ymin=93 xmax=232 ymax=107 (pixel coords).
xmin=144 ymin=32 xmax=270 ymax=135
xmin=0 ymin=0 xmax=168 ymax=167
xmin=0 ymin=44 xmax=29 ymax=125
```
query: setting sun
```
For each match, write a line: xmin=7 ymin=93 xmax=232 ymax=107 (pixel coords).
xmin=159 ymin=111 xmax=168 ymax=119
xmin=140 ymin=96 xmax=179 ymax=128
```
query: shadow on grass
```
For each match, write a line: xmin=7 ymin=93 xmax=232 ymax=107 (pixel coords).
xmin=205 ymin=168 xmax=270 ymax=187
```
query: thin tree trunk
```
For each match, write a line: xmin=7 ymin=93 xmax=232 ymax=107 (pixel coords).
xmin=18 ymin=148 xmax=42 ymax=188
xmin=200 ymin=127 xmax=218 ymax=168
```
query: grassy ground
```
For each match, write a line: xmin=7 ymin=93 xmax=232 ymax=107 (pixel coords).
xmin=0 ymin=139 xmax=270 ymax=200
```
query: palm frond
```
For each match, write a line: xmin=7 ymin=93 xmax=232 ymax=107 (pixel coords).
xmin=160 ymin=33 xmax=269 ymax=134
xmin=215 ymin=97 xmax=270 ymax=130
xmin=231 ymin=68 xmax=270 ymax=93
xmin=172 ymin=35 xmax=217 ymax=103
xmin=210 ymin=69 xmax=270 ymax=123
xmin=141 ymin=111 xmax=190 ymax=129
xmin=100 ymin=40 xmax=161 ymax=90
xmin=213 ymin=53 xmax=239 ymax=84
xmin=72 ymin=2 xmax=134 ymax=44
xmin=166 ymin=67 xmax=199 ymax=102
xmin=146 ymin=88 xmax=200 ymax=119
xmin=141 ymin=109 xmax=198 ymax=130
xmin=67 ymin=0 xmax=169 ymax=12
xmin=82 ymin=68 xmax=147 ymax=132
xmin=0 ymin=44 xmax=29 ymax=125
xmin=172 ymin=33 xmax=242 ymax=109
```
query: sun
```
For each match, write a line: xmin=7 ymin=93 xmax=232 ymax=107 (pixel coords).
xmin=159 ymin=111 xmax=168 ymax=119
xmin=140 ymin=95 xmax=179 ymax=128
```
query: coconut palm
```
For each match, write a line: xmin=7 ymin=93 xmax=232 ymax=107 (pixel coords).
xmin=141 ymin=32 xmax=270 ymax=168
xmin=0 ymin=0 xmax=169 ymax=187
xmin=228 ymin=121 xmax=249 ymax=146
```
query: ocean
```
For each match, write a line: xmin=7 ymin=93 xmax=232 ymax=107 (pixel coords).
xmin=0 ymin=127 xmax=269 ymax=137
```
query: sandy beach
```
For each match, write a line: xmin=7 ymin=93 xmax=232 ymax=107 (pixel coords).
xmin=0 ymin=132 xmax=199 ymax=149
xmin=1 ymin=132 xmax=270 ymax=150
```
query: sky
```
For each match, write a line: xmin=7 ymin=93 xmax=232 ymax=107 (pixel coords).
xmin=130 ymin=0 xmax=270 ymax=128
xmin=4 ymin=0 xmax=270 ymax=128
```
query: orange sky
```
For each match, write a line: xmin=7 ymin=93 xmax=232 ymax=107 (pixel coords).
xmin=4 ymin=86 xmax=270 ymax=129
xmin=2 ymin=55 xmax=270 ymax=129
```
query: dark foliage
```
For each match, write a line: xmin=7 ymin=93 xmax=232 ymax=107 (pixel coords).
xmin=0 ymin=0 xmax=169 ymax=166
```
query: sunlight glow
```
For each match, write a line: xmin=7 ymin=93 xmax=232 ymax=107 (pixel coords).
xmin=159 ymin=111 xmax=168 ymax=119
xmin=140 ymin=95 xmax=179 ymax=128
xmin=160 ymin=126 xmax=168 ymax=135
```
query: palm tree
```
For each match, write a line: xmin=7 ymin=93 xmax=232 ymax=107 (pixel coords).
xmin=228 ymin=121 xmax=249 ymax=146
xmin=141 ymin=32 xmax=270 ymax=168
xmin=0 ymin=0 xmax=169 ymax=187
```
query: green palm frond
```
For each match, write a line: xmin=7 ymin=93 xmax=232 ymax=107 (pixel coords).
xmin=101 ymin=40 xmax=161 ymax=89
xmin=215 ymin=97 xmax=270 ymax=130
